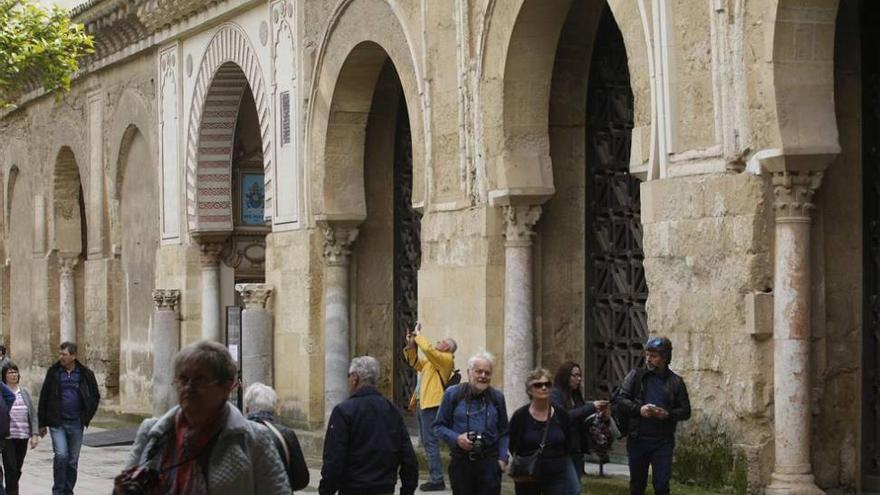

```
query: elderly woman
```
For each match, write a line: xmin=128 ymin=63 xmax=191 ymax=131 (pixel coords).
xmin=508 ymin=368 xmax=578 ymax=495
xmin=1 ymin=362 xmax=39 ymax=495
xmin=244 ymin=383 xmax=309 ymax=491
xmin=117 ymin=340 xmax=291 ymax=494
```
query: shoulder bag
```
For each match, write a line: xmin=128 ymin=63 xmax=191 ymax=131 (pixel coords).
xmin=508 ymin=407 xmax=552 ymax=483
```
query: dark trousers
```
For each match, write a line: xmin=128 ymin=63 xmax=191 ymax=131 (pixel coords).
xmin=448 ymin=455 xmax=501 ymax=495
xmin=627 ymin=437 xmax=674 ymax=495
xmin=2 ymin=439 xmax=28 ymax=495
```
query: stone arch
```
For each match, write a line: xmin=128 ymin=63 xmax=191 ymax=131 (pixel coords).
xmin=110 ymin=120 xmax=156 ymax=249
xmin=479 ymin=0 xmax=651 ymax=202
xmin=185 ymin=23 xmax=272 ymax=234
xmin=770 ymin=0 xmax=841 ymax=162
xmin=52 ymin=147 xmax=86 ymax=255
xmin=306 ymin=0 xmax=426 ymax=220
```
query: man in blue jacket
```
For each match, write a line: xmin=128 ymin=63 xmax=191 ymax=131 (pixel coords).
xmin=433 ymin=351 xmax=509 ymax=495
xmin=319 ymin=356 xmax=418 ymax=495
xmin=37 ymin=342 xmax=100 ymax=495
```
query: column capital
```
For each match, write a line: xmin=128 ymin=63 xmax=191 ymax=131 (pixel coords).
xmin=321 ymin=223 xmax=359 ymax=266
xmin=198 ymin=241 xmax=225 ymax=267
xmin=58 ymin=254 xmax=79 ymax=277
xmin=503 ymin=205 xmax=542 ymax=247
xmin=235 ymin=283 xmax=273 ymax=309
xmin=152 ymin=289 xmax=181 ymax=312
xmin=772 ymin=171 xmax=823 ymax=222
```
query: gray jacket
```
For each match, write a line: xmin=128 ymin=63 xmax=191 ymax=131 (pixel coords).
xmin=126 ymin=403 xmax=292 ymax=495
xmin=8 ymin=386 xmax=38 ymax=437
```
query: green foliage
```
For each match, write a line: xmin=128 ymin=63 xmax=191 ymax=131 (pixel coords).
xmin=0 ymin=0 xmax=94 ymax=108
xmin=673 ymin=420 xmax=749 ymax=494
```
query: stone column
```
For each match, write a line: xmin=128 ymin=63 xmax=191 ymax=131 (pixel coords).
xmin=321 ymin=223 xmax=359 ymax=423
xmin=236 ymin=283 xmax=273 ymax=389
xmin=502 ymin=205 xmax=541 ymax=413
xmin=198 ymin=241 xmax=225 ymax=342
xmin=152 ymin=289 xmax=180 ymax=417
xmin=59 ymin=254 xmax=79 ymax=344
xmin=766 ymin=171 xmax=824 ymax=495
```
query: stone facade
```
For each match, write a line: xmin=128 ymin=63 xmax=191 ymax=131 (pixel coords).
xmin=0 ymin=0 xmax=866 ymax=492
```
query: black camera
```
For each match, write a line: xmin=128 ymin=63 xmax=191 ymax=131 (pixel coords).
xmin=467 ymin=431 xmax=484 ymax=460
xmin=113 ymin=466 xmax=160 ymax=495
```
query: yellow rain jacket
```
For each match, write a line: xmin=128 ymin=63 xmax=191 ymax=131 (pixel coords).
xmin=403 ymin=335 xmax=454 ymax=410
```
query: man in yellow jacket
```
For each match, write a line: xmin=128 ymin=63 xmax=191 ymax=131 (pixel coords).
xmin=403 ymin=324 xmax=456 ymax=492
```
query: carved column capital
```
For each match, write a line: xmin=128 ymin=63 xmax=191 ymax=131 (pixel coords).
xmin=772 ymin=171 xmax=823 ymax=223
xmin=152 ymin=289 xmax=181 ymax=312
xmin=321 ymin=224 xmax=359 ymax=266
xmin=58 ymin=254 xmax=79 ymax=277
xmin=198 ymin=241 xmax=225 ymax=267
xmin=235 ymin=283 xmax=273 ymax=309
xmin=503 ymin=205 xmax=542 ymax=247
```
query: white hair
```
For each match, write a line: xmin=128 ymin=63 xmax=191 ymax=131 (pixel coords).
xmin=467 ymin=351 xmax=495 ymax=371
xmin=446 ymin=338 xmax=458 ymax=353
xmin=243 ymin=382 xmax=278 ymax=414
xmin=349 ymin=356 xmax=381 ymax=386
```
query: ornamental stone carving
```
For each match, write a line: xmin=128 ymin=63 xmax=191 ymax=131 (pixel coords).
xmin=235 ymin=283 xmax=273 ymax=309
xmin=59 ymin=255 xmax=79 ymax=277
xmin=321 ymin=225 xmax=359 ymax=266
xmin=502 ymin=205 xmax=542 ymax=246
xmin=772 ymin=171 xmax=824 ymax=222
xmin=152 ymin=289 xmax=181 ymax=312
xmin=198 ymin=241 xmax=225 ymax=267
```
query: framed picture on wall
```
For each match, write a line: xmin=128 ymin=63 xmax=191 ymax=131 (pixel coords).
xmin=240 ymin=172 xmax=265 ymax=226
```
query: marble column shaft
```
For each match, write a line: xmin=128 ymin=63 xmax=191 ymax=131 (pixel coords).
xmin=152 ymin=289 xmax=180 ymax=417
xmin=766 ymin=171 xmax=824 ymax=495
xmin=321 ymin=224 xmax=359 ymax=423
xmin=236 ymin=283 xmax=274 ymax=389
xmin=502 ymin=205 xmax=541 ymax=413
xmin=59 ymin=254 xmax=79 ymax=344
xmin=199 ymin=241 xmax=224 ymax=343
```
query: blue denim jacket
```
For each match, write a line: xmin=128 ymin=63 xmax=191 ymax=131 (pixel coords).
xmin=433 ymin=384 xmax=509 ymax=461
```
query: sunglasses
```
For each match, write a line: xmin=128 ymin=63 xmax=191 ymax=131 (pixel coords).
xmin=530 ymin=381 xmax=552 ymax=389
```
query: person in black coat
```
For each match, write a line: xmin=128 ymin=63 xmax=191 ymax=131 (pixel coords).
xmin=550 ymin=361 xmax=609 ymax=481
xmin=37 ymin=342 xmax=100 ymax=495
xmin=244 ymin=382 xmax=310 ymax=492
xmin=319 ymin=356 xmax=418 ymax=495
xmin=614 ymin=337 xmax=691 ymax=495
xmin=508 ymin=368 xmax=578 ymax=495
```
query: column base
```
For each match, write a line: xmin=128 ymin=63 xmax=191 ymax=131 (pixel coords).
xmin=766 ymin=473 xmax=824 ymax=495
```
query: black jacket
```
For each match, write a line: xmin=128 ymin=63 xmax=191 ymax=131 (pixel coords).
xmin=248 ymin=411 xmax=310 ymax=491
xmin=508 ymin=405 xmax=576 ymax=457
xmin=549 ymin=387 xmax=596 ymax=453
xmin=319 ymin=386 xmax=418 ymax=495
xmin=614 ymin=367 xmax=690 ymax=439
xmin=38 ymin=360 xmax=100 ymax=428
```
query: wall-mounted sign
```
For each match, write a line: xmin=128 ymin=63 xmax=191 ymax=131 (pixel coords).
xmin=240 ymin=172 xmax=265 ymax=225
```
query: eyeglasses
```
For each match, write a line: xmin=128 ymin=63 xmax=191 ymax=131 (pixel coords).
xmin=570 ymin=373 xmax=582 ymax=378
xmin=174 ymin=377 xmax=219 ymax=389
xmin=530 ymin=381 xmax=552 ymax=389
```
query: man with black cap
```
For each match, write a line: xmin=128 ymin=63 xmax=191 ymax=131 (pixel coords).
xmin=614 ymin=336 xmax=691 ymax=495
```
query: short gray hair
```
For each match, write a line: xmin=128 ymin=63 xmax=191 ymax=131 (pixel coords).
xmin=467 ymin=351 xmax=495 ymax=371
xmin=446 ymin=338 xmax=458 ymax=353
xmin=173 ymin=340 xmax=237 ymax=384
xmin=349 ymin=356 xmax=380 ymax=386
xmin=244 ymin=382 xmax=277 ymax=413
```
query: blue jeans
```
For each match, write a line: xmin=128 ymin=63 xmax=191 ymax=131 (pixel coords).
xmin=627 ymin=437 xmax=674 ymax=495
xmin=418 ymin=406 xmax=444 ymax=484
xmin=49 ymin=419 xmax=84 ymax=495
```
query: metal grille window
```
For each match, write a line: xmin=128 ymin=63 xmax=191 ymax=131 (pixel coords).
xmin=280 ymin=91 xmax=291 ymax=145
xmin=585 ymin=8 xmax=644 ymax=399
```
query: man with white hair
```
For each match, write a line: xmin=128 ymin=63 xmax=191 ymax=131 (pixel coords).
xmin=403 ymin=323 xmax=457 ymax=491
xmin=433 ymin=352 xmax=509 ymax=495
xmin=244 ymin=383 xmax=309 ymax=492
xmin=319 ymin=356 xmax=418 ymax=495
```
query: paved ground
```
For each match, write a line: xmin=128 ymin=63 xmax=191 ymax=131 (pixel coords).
xmin=15 ymin=427 xmax=628 ymax=494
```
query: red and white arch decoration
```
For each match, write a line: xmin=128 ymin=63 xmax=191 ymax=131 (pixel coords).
xmin=185 ymin=23 xmax=272 ymax=233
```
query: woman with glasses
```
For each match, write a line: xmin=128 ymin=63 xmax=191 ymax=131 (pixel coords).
xmin=116 ymin=340 xmax=291 ymax=494
xmin=508 ymin=368 xmax=578 ymax=495
xmin=551 ymin=361 xmax=609 ymax=484
xmin=1 ymin=362 xmax=38 ymax=495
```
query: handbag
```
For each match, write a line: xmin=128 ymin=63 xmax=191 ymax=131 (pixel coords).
xmin=508 ymin=407 xmax=553 ymax=482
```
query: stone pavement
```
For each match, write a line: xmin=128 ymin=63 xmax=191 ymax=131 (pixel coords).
xmin=16 ymin=427 xmax=627 ymax=494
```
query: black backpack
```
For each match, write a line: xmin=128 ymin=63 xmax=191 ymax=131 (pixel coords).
xmin=438 ymin=368 xmax=462 ymax=390
xmin=610 ymin=368 xmax=646 ymax=438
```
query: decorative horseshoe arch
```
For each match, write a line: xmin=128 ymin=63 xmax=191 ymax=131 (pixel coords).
xmin=185 ymin=23 xmax=273 ymax=234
